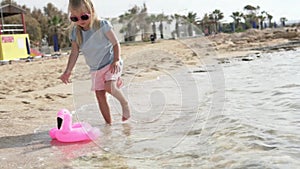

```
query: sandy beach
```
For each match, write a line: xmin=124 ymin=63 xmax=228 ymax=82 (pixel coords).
xmin=0 ymin=27 xmax=300 ymax=168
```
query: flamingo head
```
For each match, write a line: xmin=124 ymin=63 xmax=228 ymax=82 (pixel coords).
xmin=56 ymin=109 xmax=70 ymax=129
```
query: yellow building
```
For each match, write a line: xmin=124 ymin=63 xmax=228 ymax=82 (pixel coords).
xmin=0 ymin=4 xmax=30 ymax=61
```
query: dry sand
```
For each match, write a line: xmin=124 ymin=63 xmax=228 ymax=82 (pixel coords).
xmin=0 ymin=29 xmax=299 ymax=168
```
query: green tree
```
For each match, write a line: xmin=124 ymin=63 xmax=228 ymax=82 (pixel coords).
xmin=147 ymin=14 xmax=158 ymax=36
xmin=0 ymin=0 xmax=18 ymax=6
xmin=257 ymin=11 xmax=267 ymax=29
xmin=43 ymin=3 xmax=60 ymax=17
xmin=266 ymin=13 xmax=273 ymax=28
xmin=199 ymin=13 xmax=214 ymax=35
xmin=43 ymin=3 xmax=69 ymax=47
xmin=170 ymin=14 xmax=181 ymax=38
xmin=230 ymin=12 xmax=244 ymax=29
xmin=157 ymin=13 xmax=170 ymax=39
xmin=119 ymin=4 xmax=151 ymax=42
xmin=138 ymin=3 xmax=149 ymax=41
xmin=280 ymin=17 xmax=288 ymax=27
xmin=119 ymin=5 xmax=140 ymax=42
xmin=31 ymin=7 xmax=49 ymax=43
xmin=243 ymin=5 xmax=260 ymax=29
xmin=183 ymin=12 xmax=197 ymax=36
xmin=209 ymin=9 xmax=224 ymax=32
xmin=25 ymin=16 xmax=42 ymax=43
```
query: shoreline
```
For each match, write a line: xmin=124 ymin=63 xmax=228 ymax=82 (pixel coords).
xmin=0 ymin=28 xmax=300 ymax=168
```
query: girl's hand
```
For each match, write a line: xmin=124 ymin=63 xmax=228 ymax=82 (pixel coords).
xmin=60 ymin=71 xmax=71 ymax=84
xmin=110 ymin=61 xmax=121 ymax=74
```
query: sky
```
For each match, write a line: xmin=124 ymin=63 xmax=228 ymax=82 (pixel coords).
xmin=13 ymin=0 xmax=300 ymax=23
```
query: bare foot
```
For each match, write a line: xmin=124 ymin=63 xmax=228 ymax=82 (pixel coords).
xmin=122 ymin=103 xmax=130 ymax=121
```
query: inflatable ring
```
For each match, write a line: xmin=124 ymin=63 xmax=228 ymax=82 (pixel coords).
xmin=49 ymin=109 xmax=100 ymax=143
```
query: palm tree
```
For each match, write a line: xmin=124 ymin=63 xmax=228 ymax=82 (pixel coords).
xmin=243 ymin=5 xmax=260 ymax=29
xmin=199 ymin=13 xmax=213 ymax=35
xmin=230 ymin=12 xmax=244 ymax=29
xmin=243 ymin=5 xmax=260 ymax=14
xmin=157 ymin=13 xmax=169 ymax=39
xmin=48 ymin=15 xmax=62 ymax=52
xmin=266 ymin=13 xmax=273 ymax=28
xmin=43 ymin=3 xmax=70 ymax=48
xmin=196 ymin=13 xmax=215 ymax=35
xmin=137 ymin=3 xmax=149 ymax=41
xmin=209 ymin=9 xmax=224 ymax=32
xmin=257 ymin=12 xmax=267 ymax=29
xmin=183 ymin=12 xmax=197 ymax=36
xmin=171 ymin=14 xmax=181 ymax=38
xmin=280 ymin=17 xmax=287 ymax=27
xmin=119 ymin=5 xmax=140 ymax=42
xmin=146 ymin=14 xmax=158 ymax=39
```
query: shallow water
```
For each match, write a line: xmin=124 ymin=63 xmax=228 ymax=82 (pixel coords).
xmin=3 ymin=49 xmax=298 ymax=168
xmin=69 ymin=49 xmax=300 ymax=168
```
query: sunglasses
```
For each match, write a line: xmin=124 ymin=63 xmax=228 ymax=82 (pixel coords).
xmin=70 ymin=13 xmax=90 ymax=22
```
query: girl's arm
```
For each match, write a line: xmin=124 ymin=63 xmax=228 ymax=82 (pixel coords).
xmin=60 ymin=41 xmax=79 ymax=84
xmin=105 ymin=29 xmax=121 ymax=74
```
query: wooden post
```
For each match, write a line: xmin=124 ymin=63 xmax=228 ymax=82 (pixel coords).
xmin=21 ymin=13 xmax=26 ymax=33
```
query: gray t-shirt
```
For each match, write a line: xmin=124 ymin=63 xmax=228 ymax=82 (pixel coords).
xmin=71 ymin=20 xmax=114 ymax=71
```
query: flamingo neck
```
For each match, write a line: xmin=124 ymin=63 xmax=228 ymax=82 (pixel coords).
xmin=61 ymin=113 xmax=72 ymax=132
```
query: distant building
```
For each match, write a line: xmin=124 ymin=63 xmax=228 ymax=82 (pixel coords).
xmin=108 ymin=16 xmax=204 ymax=43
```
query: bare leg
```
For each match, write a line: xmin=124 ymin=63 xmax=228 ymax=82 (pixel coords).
xmin=105 ymin=80 xmax=130 ymax=121
xmin=95 ymin=90 xmax=112 ymax=124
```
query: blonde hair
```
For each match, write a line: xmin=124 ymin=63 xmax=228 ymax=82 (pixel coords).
xmin=68 ymin=0 xmax=100 ymax=46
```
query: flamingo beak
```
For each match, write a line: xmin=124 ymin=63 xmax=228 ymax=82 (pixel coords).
xmin=57 ymin=117 xmax=63 ymax=129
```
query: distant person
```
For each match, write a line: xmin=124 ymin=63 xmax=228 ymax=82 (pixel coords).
xmin=204 ymin=28 xmax=209 ymax=36
xmin=60 ymin=0 xmax=130 ymax=125
xmin=150 ymin=34 xmax=155 ymax=43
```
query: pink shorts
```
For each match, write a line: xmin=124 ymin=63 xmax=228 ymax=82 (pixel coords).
xmin=91 ymin=63 xmax=123 ymax=91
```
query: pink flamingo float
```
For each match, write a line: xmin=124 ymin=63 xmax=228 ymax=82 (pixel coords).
xmin=49 ymin=109 xmax=100 ymax=143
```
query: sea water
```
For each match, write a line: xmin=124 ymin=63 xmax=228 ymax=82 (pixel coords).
xmin=71 ymin=49 xmax=300 ymax=168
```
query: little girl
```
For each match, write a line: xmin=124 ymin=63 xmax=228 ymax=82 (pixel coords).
xmin=60 ymin=0 xmax=130 ymax=124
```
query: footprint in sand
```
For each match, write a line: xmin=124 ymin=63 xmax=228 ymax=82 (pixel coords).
xmin=21 ymin=100 xmax=31 ymax=104
xmin=22 ymin=89 xmax=34 ymax=93
xmin=45 ymin=93 xmax=71 ymax=101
